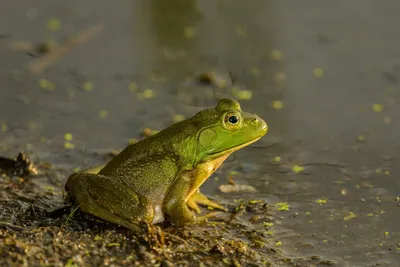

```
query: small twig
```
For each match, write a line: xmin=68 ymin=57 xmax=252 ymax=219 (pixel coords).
xmin=227 ymin=203 xmax=245 ymax=225
xmin=0 ymin=221 xmax=27 ymax=232
xmin=0 ymin=40 xmax=35 ymax=52
xmin=301 ymin=162 xmax=346 ymax=168
xmin=26 ymin=24 xmax=103 ymax=75
xmin=165 ymin=232 xmax=190 ymax=247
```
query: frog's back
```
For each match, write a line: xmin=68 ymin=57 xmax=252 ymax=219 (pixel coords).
xmin=97 ymin=117 xmax=202 ymax=201
xmin=99 ymin=106 xmax=219 ymax=177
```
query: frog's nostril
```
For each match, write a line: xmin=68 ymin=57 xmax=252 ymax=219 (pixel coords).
xmin=251 ymin=118 xmax=258 ymax=123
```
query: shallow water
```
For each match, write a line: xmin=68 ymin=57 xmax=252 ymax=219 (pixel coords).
xmin=1 ymin=0 xmax=399 ymax=266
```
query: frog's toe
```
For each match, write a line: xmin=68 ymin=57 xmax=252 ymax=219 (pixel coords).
xmin=186 ymin=198 xmax=201 ymax=214
xmin=204 ymin=200 xmax=227 ymax=211
xmin=190 ymin=191 xmax=227 ymax=211
xmin=195 ymin=211 xmax=224 ymax=225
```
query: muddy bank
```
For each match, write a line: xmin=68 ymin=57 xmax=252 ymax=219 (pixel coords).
xmin=0 ymin=153 xmax=334 ymax=266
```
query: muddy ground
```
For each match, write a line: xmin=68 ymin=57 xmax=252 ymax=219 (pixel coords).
xmin=0 ymin=0 xmax=399 ymax=266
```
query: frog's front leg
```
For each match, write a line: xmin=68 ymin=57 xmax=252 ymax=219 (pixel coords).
xmin=187 ymin=191 xmax=227 ymax=214
xmin=163 ymin=169 xmax=222 ymax=226
xmin=65 ymin=172 xmax=153 ymax=231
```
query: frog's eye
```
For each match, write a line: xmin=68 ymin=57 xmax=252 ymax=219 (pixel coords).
xmin=228 ymin=115 xmax=239 ymax=124
xmin=224 ymin=113 xmax=241 ymax=130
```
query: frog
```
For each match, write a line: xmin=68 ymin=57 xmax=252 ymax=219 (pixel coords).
xmin=65 ymin=98 xmax=268 ymax=230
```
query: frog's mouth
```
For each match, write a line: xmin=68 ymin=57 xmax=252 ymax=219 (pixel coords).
xmin=206 ymin=137 xmax=262 ymax=160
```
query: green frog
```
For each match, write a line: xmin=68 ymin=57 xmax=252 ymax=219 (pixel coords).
xmin=65 ymin=98 xmax=268 ymax=230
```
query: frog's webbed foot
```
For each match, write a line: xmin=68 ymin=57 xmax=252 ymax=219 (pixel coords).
xmin=65 ymin=173 xmax=152 ymax=231
xmin=193 ymin=211 xmax=224 ymax=225
xmin=187 ymin=191 xmax=227 ymax=214
xmin=164 ymin=199 xmax=223 ymax=226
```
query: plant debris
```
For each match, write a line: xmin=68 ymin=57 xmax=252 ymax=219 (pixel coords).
xmin=0 ymin=152 xmax=38 ymax=177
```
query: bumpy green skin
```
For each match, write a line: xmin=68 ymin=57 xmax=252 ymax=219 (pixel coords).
xmin=65 ymin=98 xmax=268 ymax=230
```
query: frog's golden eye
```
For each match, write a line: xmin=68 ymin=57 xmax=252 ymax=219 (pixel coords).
xmin=224 ymin=113 xmax=241 ymax=130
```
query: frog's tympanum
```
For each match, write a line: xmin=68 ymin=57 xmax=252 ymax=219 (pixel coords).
xmin=65 ymin=98 xmax=268 ymax=230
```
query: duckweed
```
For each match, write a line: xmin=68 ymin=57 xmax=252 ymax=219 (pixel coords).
xmin=233 ymin=89 xmax=253 ymax=100
xmin=99 ymin=109 xmax=108 ymax=119
xmin=270 ymin=50 xmax=283 ymax=61
xmin=47 ymin=18 xmax=61 ymax=31
xmin=343 ymin=212 xmax=356 ymax=221
xmin=314 ymin=68 xmax=324 ymax=78
xmin=64 ymin=141 xmax=75 ymax=149
xmin=357 ymin=135 xmax=365 ymax=142
xmin=82 ymin=82 xmax=93 ymax=92
xmin=39 ymin=79 xmax=56 ymax=91
xmin=315 ymin=199 xmax=328 ymax=205
xmin=172 ymin=114 xmax=185 ymax=123
xmin=64 ymin=133 xmax=73 ymax=141
xmin=138 ymin=89 xmax=155 ymax=99
xmin=275 ymin=202 xmax=290 ymax=211
xmin=292 ymin=164 xmax=304 ymax=173
xmin=372 ymin=103 xmax=383 ymax=112
xmin=128 ymin=138 xmax=138 ymax=145
xmin=273 ymin=156 xmax=281 ymax=163
xmin=263 ymin=222 xmax=274 ymax=228
xmin=129 ymin=82 xmax=138 ymax=92
xmin=272 ymin=100 xmax=284 ymax=110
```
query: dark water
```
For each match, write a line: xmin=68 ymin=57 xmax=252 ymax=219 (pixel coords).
xmin=1 ymin=1 xmax=399 ymax=266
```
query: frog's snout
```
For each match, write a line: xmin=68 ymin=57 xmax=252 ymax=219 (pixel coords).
xmin=251 ymin=115 xmax=268 ymax=136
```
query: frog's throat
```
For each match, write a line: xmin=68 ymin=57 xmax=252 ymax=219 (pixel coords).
xmin=184 ymin=137 xmax=262 ymax=203
xmin=194 ymin=136 xmax=261 ymax=185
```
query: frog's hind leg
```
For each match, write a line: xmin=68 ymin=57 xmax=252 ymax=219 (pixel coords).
xmin=187 ymin=190 xmax=227 ymax=214
xmin=65 ymin=173 xmax=153 ymax=231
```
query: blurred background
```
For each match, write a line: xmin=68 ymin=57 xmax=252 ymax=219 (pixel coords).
xmin=0 ymin=0 xmax=399 ymax=265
